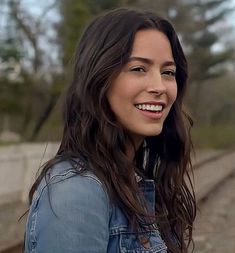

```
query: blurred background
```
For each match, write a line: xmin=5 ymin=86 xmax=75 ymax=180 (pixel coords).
xmin=0 ymin=0 xmax=235 ymax=252
xmin=0 ymin=0 xmax=235 ymax=147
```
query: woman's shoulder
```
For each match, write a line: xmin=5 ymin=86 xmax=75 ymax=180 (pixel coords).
xmin=33 ymin=156 xmax=107 ymax=208
xmin=48 ymin=156 xmax=102 ymax=185
xmin=26 ymin=156 xmax=111 ymax=252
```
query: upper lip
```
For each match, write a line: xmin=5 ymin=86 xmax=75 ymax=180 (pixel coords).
xmin=135 ymin=101 xmax=166 ymax=107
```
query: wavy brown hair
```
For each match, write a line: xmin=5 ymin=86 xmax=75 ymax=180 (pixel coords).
xmin=29 ymin=8 xmax=196 ymax=253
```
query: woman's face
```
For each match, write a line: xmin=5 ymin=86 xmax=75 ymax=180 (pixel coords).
xmin=107 ymin=29 xmax=177 ymax=147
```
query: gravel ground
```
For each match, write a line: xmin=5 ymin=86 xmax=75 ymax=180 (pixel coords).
xmin=0 ymin=202 xmax=26 ymax=252
xmin=194 ymin=171 xmax=235 ymax=253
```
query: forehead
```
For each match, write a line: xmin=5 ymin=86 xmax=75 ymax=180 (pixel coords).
xmin=130 ymin=29 xmax=173 ymax=60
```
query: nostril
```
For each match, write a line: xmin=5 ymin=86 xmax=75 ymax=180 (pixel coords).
xmin=148 ymin=90 xmax=164 ymax=96
xmin=147 ymin=83 xmax=167 ymax=95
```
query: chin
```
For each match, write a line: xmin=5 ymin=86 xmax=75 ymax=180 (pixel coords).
xmin=147 ymin=130 xmax=163 ymax=137
xmin=139 ymin=126 xmax=163 ymax=137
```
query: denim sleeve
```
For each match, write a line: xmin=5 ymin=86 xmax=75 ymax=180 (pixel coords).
xmin=32 ymin=174 xmax=110 ymax=253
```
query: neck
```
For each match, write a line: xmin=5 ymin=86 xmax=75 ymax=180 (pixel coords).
xmin=126 ymin=137 xmax=144 ymax=161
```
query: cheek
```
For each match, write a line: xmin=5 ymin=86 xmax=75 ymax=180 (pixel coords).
xmin=108 ymin=83 xmax=140 ymax=103
xmin=169 ymin=83 xmax=178 ymax=104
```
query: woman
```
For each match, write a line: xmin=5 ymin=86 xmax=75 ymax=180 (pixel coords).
xmin=24 ymin=8 xmax=196 ymax=253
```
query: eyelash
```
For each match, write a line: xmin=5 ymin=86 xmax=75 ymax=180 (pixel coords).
xmin=162 ymin=70 xmax=176 ymax=77
xmin=130 ymin=67 xmax=146 ymax=72
xmin=130 ymin=67 xmax=176 ymax=77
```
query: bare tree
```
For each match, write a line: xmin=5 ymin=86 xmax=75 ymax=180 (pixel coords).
xmin=8 ymin=0 xmax=61 ymax=140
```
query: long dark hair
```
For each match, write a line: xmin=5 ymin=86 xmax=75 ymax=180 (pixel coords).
xmin=29 ymin=8 xmax=196 ymax=253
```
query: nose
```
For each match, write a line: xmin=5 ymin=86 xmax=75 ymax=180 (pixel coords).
xmin=146 ymin=72 xmax=167 ymax=95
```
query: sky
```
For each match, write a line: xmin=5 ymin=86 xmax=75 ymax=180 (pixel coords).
xmin=20 ymin=0 xmax=235 ymax=53
xmin=21 ymin=0 xmax=235 ymax=24
xmin=1 ymin=0 xmax=235 ymax=59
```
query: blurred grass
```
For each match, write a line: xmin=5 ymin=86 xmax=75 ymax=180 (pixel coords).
xmin=192 ymin=125 xmax=235 ymax=149
xmin=0 ymin=141 xmax=19 ymax=146
xmin=1 ymin=124 xmax=235 ymax=150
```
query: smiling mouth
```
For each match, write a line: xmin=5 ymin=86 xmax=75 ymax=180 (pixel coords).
xmin=135 ymin=103 xmax=164 ymax=113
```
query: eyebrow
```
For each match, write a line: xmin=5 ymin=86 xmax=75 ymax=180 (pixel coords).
xmin=128 ymin=56 xmax=176 ymax=68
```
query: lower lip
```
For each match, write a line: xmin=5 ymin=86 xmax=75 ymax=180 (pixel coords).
xmin=137 ymin=108 xmax=163 ymax=119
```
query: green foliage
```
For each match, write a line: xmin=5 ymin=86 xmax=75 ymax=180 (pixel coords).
xmin=178 ymin=0 xmax=235 ymax=120
xmin=86 ymin=0 xmax=120 ymax=13
xmin=58 ymin=0 xmax=91 ymax=65
xmin=184 ymin=0 xmax=233 ymax=81
xmin=58 ymin=0 xmax=125 ymax=65
xmin=0 ymin=43 xmax=21 ymax=62
xmin=0 ymin=35 xmax=26 ymax=117
xmin=192 ymin=125 xmax=235 ymax=149
xmin=0 ymin=78 xmax=25 ymax=114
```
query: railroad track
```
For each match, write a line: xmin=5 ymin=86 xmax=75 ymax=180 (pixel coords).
xmin=193 ymin=169 xmax=235 ymax=252
xmin=192 ymin=148 xmax=235 ymax=202
xmin=1 ymin=149 xmax=235 ymax=253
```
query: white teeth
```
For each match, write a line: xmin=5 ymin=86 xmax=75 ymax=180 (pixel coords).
xmin=135 ymin=104 xmax=163 ymax=112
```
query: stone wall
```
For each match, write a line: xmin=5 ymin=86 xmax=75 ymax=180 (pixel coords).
xmin=0 ymin=143 xmax=59 ymax=205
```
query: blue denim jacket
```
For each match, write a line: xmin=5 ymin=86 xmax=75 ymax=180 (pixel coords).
xmin=24 ymin=158 xmax=168 ymax=253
